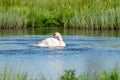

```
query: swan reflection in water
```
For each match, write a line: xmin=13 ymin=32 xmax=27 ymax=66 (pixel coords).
xmin=33 ymin=32 xmax=66 ymax=48
xmin=47 ymin=54 xmax=63 ymax=79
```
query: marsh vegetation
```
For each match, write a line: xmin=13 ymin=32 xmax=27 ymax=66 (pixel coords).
xmin=0 ymin=67 xmax=119 ymax=80
xmin=0 ymin=0 xmax=120 ymax=30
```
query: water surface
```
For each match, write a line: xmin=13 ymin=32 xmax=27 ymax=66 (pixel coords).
xmin=0 ymin=29 xmax=120 ymax=80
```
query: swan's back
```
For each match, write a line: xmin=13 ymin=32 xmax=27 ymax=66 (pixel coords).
xmin=34 ymin=32 xmax=66 ymax=48
xmin=35 ymin=38 xmax=59 ymax=47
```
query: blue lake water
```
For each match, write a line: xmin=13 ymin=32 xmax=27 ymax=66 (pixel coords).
xmin=0 ymin=29 xmax=120 ymax=80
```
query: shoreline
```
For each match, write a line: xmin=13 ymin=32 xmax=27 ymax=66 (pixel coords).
xmin=0 ymin=0 xmax=120 ymax=30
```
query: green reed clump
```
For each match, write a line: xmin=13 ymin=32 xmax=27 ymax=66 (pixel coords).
xmin=0 ymin=7 xmax=28 ymax=29
xmin=0 ymin=0 xmax=120 ymax=29
xmin=96 ymin=67 xmax=119 ymax=80
xmin=59 ymin=68 xmax=120 ymax=80
xmin=0 ymin=66 xmax=120 ymax=80
xmin=0 ymin=66 xmax=28 ymax=80
xmin=59 ymin=70 xmax=78 ymax=80
xmin=66 ymin=0 xmax=120 ymax=30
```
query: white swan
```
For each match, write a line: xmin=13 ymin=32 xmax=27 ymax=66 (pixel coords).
xmin=34 ymin=32 xmax=66 ymax=48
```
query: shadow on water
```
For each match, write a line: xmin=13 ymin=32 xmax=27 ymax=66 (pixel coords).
xmin=0 ymin=28 xmax=120 ymax=37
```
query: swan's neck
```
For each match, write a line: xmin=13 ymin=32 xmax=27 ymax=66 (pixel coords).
xmin=58 ymin=36 xmax=63 ymax=41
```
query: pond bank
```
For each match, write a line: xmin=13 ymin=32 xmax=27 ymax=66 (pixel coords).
xmin=0 ymin=0 xmax=120 ymax=30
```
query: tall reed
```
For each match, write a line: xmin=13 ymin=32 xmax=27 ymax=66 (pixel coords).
xmin=0 ymin=66 xmax=119 ymax=80
xmin=0 ymin=0 xmax=120 ymax=30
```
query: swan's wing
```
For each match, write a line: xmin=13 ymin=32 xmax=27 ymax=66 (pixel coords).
xmin=33 ymin=38 xmax=50 ymax=47
xmin=37 ymin=38 xmax=59 ymax=47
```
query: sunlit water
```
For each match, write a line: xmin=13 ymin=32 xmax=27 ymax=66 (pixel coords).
xmin=0 ymin=29 xmax=120 ymax=80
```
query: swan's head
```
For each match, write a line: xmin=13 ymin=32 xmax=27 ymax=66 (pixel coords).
xmin=53 ymin=32 xmax=62 ymax=37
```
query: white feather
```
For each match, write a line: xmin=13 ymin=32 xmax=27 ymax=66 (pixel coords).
xmin=33 ymin=32 xmax=66 ymax=48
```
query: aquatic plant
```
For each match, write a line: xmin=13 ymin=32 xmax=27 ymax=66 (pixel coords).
xmin=0 ymin=67 xmax=120 ymax=80
xmin=59 ymin=70 xmax=78 ymax=80
xmin=0 ymin=66 xmax=28 ymax=80
xmin=59 ymin=67 xmax=120 ymax=80
xmin=0 ymin=0 xmax=120 ymax=30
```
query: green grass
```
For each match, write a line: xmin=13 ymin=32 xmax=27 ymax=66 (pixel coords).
xmin=59 ymin=67 xmax=120 ymax=80
xmin=0 ymin=0 xmax=120 ymax=30
xmin=0 ymin=66 xmax=120 ymax=80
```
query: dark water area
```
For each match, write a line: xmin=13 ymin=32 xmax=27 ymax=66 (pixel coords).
xmin=0 ymin=29 xmax=120 ymax=37
xmin=0 ymin=29 xmax=120 ymax=80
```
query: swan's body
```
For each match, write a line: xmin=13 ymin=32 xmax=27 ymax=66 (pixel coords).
xmin=34 ymin=32 xmax=66 ymax=48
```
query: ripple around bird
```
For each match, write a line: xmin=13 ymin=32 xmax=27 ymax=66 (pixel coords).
xmin=0 ymin=36 xmax=120 ymax=80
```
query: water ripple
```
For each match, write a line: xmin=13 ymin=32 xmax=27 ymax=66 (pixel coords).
xmin=0 ymin=36 xmax=120 ymax=80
